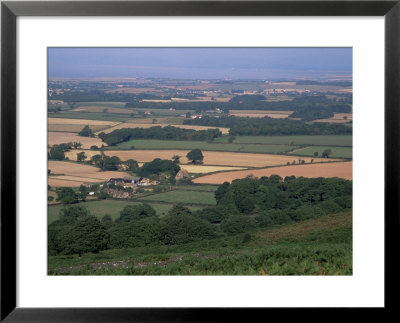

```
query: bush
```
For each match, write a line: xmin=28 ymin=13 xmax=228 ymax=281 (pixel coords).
xmin=159 ymin=214 xmax=218 ymax=245
xmin=288 ymin=206 xmax=326 ymax=222
xmin=58 ymin=216 xmax=109 ymax=256
xmin=116 ymin=204 xmax=156 ymax=223
xmin=108 ymin=216 xmax=161 ymax=248
xmin=318 ymin=200 xmax=343 ymax=214
xmin=220 ymin=215 xmax=257 ymax=234
xmin=255 ymin=210 xmax=292 ymax=227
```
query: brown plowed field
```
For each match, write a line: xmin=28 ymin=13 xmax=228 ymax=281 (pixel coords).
xmin=193 ymin=161 xmax=352 ymax=184
xmin=48 ymin=161 xmax=130 ymax=187
xmin=48 ymin=132 xmax=106 ymax=149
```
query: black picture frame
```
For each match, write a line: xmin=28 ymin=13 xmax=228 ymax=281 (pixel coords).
xmin=1 ymin=0 xmax=399 ymax=321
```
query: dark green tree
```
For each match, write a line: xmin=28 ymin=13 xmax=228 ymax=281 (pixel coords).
xmin=116 ymin=204 xmax=156 ymax=223
xmin=56 ymin=187 xmax=77 ymax=204
xmin=58 ymin=216 xmax=109 ymax=256
xmin=49 ymin=146 xmax=65 ymax=160
xmin=125 ymin=159 xmax=139 ymax=172
xmin=78 ymin=125 xmax=94 ymax=137
xmin=322 ymin=149 xmax=332 ymax=158
xmin=77 ymin=151 xmax=87 ymax=162
xmin=186 ymin=149 xmax=204 ymax=164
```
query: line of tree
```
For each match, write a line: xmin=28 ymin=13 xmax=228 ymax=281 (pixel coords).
xmin=183 ymin=115 xmax=352 ymax=136
xmin=97 ymin=126 xmax=222 ymax=146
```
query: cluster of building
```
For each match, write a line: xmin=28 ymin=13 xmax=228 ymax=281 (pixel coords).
xmin=107 ymin=176 xmax=156 ymax=187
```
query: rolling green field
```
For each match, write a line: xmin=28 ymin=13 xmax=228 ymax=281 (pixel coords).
xmin=288 ymin=146 xmax=353 ymax=159
xmin=214 ymin=135 xmax=352 ymax=147
xmin=48 ymin=112 xmax=130 ymax=122
xmin=48 ymin=211 xmax=352 ymax=275
xmin=48 ymin=199 xmax=203 ymax=224
xmin=109 ymin=139 xmax=300 ymax=154
xmin=137 ymin=190 xmax=217 ymax=205
xmin=75 ymin=102 xmax=128 ymax=108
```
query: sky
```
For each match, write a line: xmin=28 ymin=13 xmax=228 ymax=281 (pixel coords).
xmin=48 ymin=48 xmax=352 ymax=80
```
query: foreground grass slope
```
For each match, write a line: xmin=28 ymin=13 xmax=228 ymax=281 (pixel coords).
xmin=48 ymin=211 xmax=352 ymax=275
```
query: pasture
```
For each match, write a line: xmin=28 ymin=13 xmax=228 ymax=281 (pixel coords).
xmin=48 ymin=200 xmax=203 ymax=224
xmin=288 ymin=146 xmax=352 ymax=159
xmin=193 ymin=161 xmax=353 ymax=184
xmin=110 ymin=139 xmax=299 ymax=154
xmin=48 ymin=132 xmax=105 ymax=149
xmin=48 ymin=112 xmax=130 ymax=122
xmin=71 ymin=106 xmax=137 ymax=114
xmin=137 ymin=190 xmax=216 ymax=205
xmin=214 ymin=135 xmax=352 ymax=147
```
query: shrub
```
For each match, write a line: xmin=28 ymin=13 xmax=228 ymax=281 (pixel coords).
xmin=220 ymin=215 xmax=257 ymax=234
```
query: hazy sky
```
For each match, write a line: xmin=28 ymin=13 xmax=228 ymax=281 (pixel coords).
xmin=48 ymin=48 xmax=352 ymax=79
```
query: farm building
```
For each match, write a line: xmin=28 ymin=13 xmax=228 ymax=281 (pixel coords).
xmin=176 ymin=169 xmax=189 ymax=180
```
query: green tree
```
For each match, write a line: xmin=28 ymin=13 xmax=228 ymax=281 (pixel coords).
xmin=125 ymin=159 xmax=139 ymax=172
xmin=322 ymin=149 xmax=332 ymax=158
xmin=314 ymin=151 xmax=319 ymax=157
xmin=220 ymin=215 xmax=257 ymax=234
xmin=79 ymin=185 xmax=87 ymax=201
xmin=49 ymin=146 xmax=65 ymax=160
xmin=116 ymin=204 xmax=156 ymax=223
xmin=78 ymin=125 xmax=94 ymax=137
xmin=72 ymin=142 xmax=82 ymax=149
xmin=58 ymin=216 xmax=109 ymax=256
xmin=56 ymin=187 xmax=77 ymax=204
xmin=172 ymin=155 xmax=181 ymax=164
xmin=186 ymin=149 xmax=204 ymax=164
xmin=77 ymin=151 xmax=87 ymax=162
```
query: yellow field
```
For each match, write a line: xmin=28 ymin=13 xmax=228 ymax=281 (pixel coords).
xmin=48 ymin=118 xmax=119 ymax=133
xmin=179 ymin=165 xmax=247 ymax=173
xmin=48 ymin=160 xmax=130 ymax=187
xmin=126 ymin=117 xmax=184 ymax=124
xmin=97 ymin=123 xmax=230 ymax=135
xmin=66 ymin=149 xmax=338 ymax=168
xmin=314 ymin=113 xmax=353 ymax=123
xmin=71 ymin=106 xmax=136 ymax=114
xmin=64 ymin=150 xmax=101 ymax=161
xmin=193 ymin=161 xmax=353 ymax=184
xmin=229 ymin=110 xmax=293 ymax=119
xmin=48 ymin=132 xmax=106 ymax=149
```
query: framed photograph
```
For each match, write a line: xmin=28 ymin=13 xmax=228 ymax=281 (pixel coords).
xmin=1 ymin=0 xmax=399 ymax=321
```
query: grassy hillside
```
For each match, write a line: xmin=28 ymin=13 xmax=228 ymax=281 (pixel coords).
xmin=48 ymin=211 xmax=352 ymax=275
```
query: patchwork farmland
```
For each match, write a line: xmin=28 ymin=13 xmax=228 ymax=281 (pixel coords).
xmin=193 ymin=161 xmax=353 ymax=184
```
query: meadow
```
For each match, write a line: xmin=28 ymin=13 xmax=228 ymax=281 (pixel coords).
xmin=48 ymin=199 xmax=203 ymax=224
xmin=110 ymin=139 xmax=300 ymax=154
xmin=288 ymin=146 xmax=353 ymax=159
xmin=214 ymin=135 xmax=352 ymax=147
